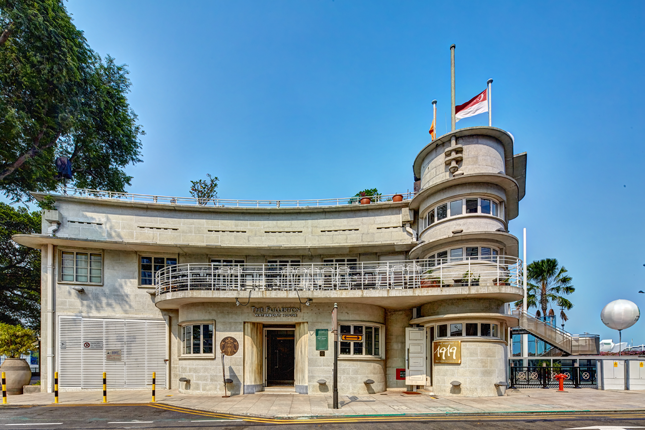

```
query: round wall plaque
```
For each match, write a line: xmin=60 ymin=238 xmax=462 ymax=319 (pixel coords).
xmin=220 ymin=336 xmax=239 ymax=356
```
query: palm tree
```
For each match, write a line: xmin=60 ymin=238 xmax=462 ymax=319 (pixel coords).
xmin=515 ymin=258 xmax=575 ymax=324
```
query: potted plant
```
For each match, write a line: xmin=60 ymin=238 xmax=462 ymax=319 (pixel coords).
xmin=420 ymin=269 xmax=441 ymax=288
xmin=349 ymin=188 xmax=382 ymax=205
xmin=392 ymin=193 xmax=404 ymax=202
xmin=0 ymin=323 xmax=37 ymax=395
xmin=494 ymin=277 xmax=510 ymax=286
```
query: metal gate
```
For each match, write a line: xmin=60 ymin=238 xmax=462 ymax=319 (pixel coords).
xmin=58 ymin=316 xmax=166 ymax=389
xmin=509 ymin=364 xmax=597 ymax=389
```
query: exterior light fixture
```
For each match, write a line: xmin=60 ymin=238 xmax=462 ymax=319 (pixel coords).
xmin=235 ymin=298 xmax=240 ymax=306
xmin=72 ymin=287 xmax=85 ymax=293
xmin=306 ymin=299 xmax=311 ymax=306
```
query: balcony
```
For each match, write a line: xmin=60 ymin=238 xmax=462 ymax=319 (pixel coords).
xmin=154 ymin=257 xmax=522 ymax=299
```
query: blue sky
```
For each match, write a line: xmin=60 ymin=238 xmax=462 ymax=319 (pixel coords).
xmin=63 ymin=0 xmax=645 ymax=344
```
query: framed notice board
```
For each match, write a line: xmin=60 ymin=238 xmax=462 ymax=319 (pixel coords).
xmin=316 ymin=329 xmax=328 ymax=350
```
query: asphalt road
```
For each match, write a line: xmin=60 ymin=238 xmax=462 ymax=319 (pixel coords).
xmin=0 ymin=405 xmax=644 ymax=429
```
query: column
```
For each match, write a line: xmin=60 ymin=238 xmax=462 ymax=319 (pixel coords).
xmin=243 ymin=322 xmax=263 ymax=394
xmin=295 ymin=322 xmax=309 ymax=394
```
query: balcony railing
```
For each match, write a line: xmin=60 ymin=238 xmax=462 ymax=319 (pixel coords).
xmin=50 ymin=188 xmax=414 ymax=208
xmin=154 ymin=256 xmax=522 ymax=296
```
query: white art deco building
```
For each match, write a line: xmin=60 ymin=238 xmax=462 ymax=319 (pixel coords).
xmin=15 ymin=126 xmax=529 ymax=397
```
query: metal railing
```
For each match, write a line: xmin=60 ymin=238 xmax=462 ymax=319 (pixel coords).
xmin=51 ymin=188 xmax=414 ymax=208
xmin=511 ymin=310 xmax=600 ymax=356
xmin=154 ymin=256 xmax=522 ymax=296
xmin=509 ymin=363 xmax=597 ymax=389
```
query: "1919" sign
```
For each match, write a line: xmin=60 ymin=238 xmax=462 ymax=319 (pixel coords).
xmin=433 ymin=340 xmax=461 ymax=364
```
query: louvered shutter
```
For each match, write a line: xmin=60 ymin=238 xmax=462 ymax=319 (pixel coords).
xmin=58 ymin=316 xmax=167 ymax=389
xmin=58 ymin=316 xmax=82 ymax=388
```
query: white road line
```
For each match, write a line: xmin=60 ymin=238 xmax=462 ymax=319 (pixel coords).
xmin=5 ymin=424 xmax=63 ymax=427
xmin=107 ymin=422 xmax=154 ymax=424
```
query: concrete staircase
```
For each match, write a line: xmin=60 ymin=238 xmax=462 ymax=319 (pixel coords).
xmin=511 ymin=310 xmax=599 ymax=356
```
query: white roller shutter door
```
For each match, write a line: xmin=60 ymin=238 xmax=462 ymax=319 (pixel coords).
xmin=58 ymin=316 xmax=167 ymax=389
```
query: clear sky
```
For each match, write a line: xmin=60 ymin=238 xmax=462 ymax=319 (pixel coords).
xmin=62 ymin=0 xmax=645 ymax=344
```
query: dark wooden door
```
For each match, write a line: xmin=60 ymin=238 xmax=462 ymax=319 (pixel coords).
xmin=266 ymin=330 xmax=295 ymax=386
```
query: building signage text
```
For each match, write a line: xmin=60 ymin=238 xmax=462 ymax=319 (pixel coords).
xmin=433 ymin=340 xmax=461 ymax=364
xmin=252 ymin=306 xmax=300 ymax=317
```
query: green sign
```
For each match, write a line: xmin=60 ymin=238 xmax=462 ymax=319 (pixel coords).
xmin=316 ymin=329 xmax=328 ymax=351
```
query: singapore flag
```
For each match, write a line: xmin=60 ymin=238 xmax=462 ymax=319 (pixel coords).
xmin=455 ymin=89 xmax=488 ymax=122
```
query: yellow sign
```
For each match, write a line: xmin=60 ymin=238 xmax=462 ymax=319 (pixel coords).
xmin=341 ymin=334 xmax=363 ymax=342
xmin=614 ymin=362 xmax=618 ymax=367
xmin=433 ymin=340 xmax=461 ymax=364
xmin=640 ymin=362 xmax=643 ymax=368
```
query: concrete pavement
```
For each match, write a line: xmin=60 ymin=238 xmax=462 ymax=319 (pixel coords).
xmin=3 ymin=388 xmax=645 ymax=418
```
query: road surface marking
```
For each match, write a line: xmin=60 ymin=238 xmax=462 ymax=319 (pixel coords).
xmin=191 ymin=419 xmax=244 ymax=422
xmin=5 ymin=425 xmax=63 ymax=427
xmin=107 ymin=421 xmax=154 ymax=424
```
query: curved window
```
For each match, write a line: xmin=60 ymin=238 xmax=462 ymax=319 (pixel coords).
xmin=338 ymin=324 xmax=382 ymax=357
xmin=436 ymin=322 xmax=500 ymax=339
xmin=422 ymin=197 xmax=503 ymax=229
xmin=426 ymin=246 xmax=500 ymax=266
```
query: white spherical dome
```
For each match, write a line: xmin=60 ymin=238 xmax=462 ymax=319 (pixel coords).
xmin=601 ymin=300 xmax=640 ymax=331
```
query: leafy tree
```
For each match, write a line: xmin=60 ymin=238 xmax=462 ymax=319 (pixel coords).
xmin=0 ymin=323 xmax=37 ymax=358
xmin=515 ymin=258 xmax=575 ymax=322
xmin=0 ymin=203 xmax=41 ymax=329
xmin=189 ymin=174 xmax=219 ymax=206
xmin=0 ymin=0 xmax=144 ymax=202
xmin=349 ymin=188 xmax=381 ymax=204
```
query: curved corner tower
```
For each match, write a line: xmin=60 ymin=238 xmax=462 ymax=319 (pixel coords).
xmin=408 ymin=126 xmax=527 ymax=396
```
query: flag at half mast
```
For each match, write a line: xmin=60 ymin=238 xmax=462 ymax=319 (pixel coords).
xmin=455 ymin=89 xmax=487 ymax=122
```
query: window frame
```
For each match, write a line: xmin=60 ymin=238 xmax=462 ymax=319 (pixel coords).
xmin=59 ymin=249 xmax=104 ymax=285
xmin=421 ymin=196 xmax=504 ymax=230
xmin=337 ymin=323 xmax=384 ymax=359
xmin=425 ymin=246 xmax=501 ymax=265
xmin=435 ymin=322 xmax=501 ymax=339
xmin=179 ymin=321 xmax=215 ymax=358
xmin=138 ymin=254 xmax=178 ymax=287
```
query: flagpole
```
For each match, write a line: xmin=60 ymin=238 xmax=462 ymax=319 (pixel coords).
xmin=432 ymin=99 xmax=437 ymax=136
xmin=487 ymin=78 xmax=493 ymax=126
xmin=450 ymin=44 xmax=456 ymax=131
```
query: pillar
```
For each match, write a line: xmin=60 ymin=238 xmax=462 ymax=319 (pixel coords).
xmin=295 ymin=322 xmax=309 ymax=394
xmin=243 ymin=322 xmax=263 ymax=394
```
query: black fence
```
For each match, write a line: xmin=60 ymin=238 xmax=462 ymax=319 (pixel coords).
xmin=509 ymin=364 xmax=597 ymax=389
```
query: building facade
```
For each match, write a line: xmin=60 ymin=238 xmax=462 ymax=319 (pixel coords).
xmin=15 ymin=126 xmax=527 ymax=397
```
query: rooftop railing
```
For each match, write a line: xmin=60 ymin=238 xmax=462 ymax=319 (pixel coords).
xmin=154 ymin=256 xmax=522 ymax=296
xmin=49 ymin=188 xmax=414 ymax=208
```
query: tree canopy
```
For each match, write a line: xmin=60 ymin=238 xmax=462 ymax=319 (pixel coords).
xmin=0 ymin=202 xmax=41 ymax=329
xmin=515 ymin=258 xmax=575 ymax=324
xmin=0 ymin=0 xmax=144 ymax=202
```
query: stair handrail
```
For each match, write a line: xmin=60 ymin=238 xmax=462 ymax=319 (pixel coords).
xmin=511 ymin=309 xmax=573 ymax=339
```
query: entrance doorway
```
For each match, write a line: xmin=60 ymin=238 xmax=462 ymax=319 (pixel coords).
xmin=264 ymin=328 xmax=295 ymax=386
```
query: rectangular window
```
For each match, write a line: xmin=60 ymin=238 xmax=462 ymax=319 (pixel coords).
xmin=466 ymin=247 xmax=479 ymax=260
xmin=211 ymin=259 xmax=244 ymax=266
xmin=481 ymin=323 xmax=491 ymax=337
xmin=481 ymin=199 xmax=491 ymax=214
xmin=438 ymin=324 xmax=448 ymax=337
xmin=481 ymin=247 xmax=492 ymax=261
xmin=466 ymin=323 xmax=478 ymax=336
xmin=492 ymin=324 xmax=499 ymax=338
xmin=450 ymin=248 xmax=463 ymax=262
xmin=339 ymin=324 xmax=381 ymax=357
xmin=141 ymin=256 xmax=177 ymax=285
xmin=267 ymin=259 xmax=301 ymax=267
xmin=182 ymin=323 xmax=214 ymax=355
xmin=60 ymin=251 xmax=102 ymax=284
xmin=450 ymin=323 xmax=463 ymax=337
xmin=427 ymin=210 xmax=435 ymax=226
xmin=436 ymin=204 xmax=447 ymax=221
xmin=466 ymin=199 xmax=478 ymax=214
xmin=437 ymin=251 xmax=448 ymax=265
xmin=492 ymin=201 xmax=498 ymax=217
xmin=450 ymin=200 xmax=463 ymax=217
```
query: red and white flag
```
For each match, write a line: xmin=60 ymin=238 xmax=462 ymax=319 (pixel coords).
xmin=455 ymin=89 xmax=487 ymax=122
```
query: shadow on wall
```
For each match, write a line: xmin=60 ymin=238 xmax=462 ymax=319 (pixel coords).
xmin=228 ymin=366 xmax=241 ymax=396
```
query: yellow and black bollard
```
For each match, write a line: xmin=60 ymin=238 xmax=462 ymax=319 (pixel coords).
xmin=2 ymin=371 xmax=7 ymax=404
xmin=152 ymin=372 xmax=156 ymax=403
xmin=102 ymin=372 xmax=107 ymax=403
xmin=54 ymin=372 xmax=59 ymax=404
